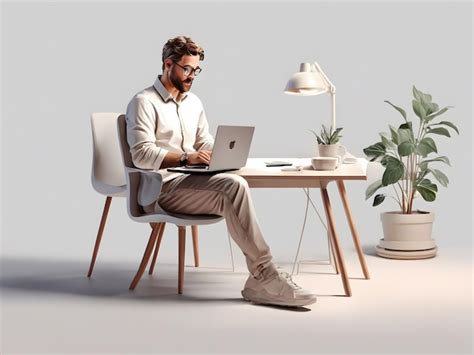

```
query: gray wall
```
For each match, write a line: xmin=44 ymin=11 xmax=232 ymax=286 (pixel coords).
xmin=1 ymin=1 xmax=472 ymax=267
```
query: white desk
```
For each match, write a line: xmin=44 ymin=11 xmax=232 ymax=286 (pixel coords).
xmin=234 ymin=158 xmax=369 ymax=297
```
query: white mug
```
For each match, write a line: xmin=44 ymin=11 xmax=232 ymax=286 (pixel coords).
xmin=311 ymin=157 xmax=338 ymax=170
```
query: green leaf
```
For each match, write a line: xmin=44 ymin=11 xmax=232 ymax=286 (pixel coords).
xmin=309 ymin=129 xmax=323 ymax=144
xmin=380 ymin=132 xmax=397 ymax=150
xmin=436 ymin=120 xmax=459 ymax=134
xmin=426 ymin=107 xmax=450 ymax=122
xmin=384 ymin=100 xmax=407 ymax=121
xmin=399 ymin=121 xmax=413 ymax=130
xmin=321 ymin=125 xmax=330 ymax=143
xmin=426 ymin=127 xmax=450 ymax=137
xmin=332 ymin=127 xmax=343 ymax=136
xmin=416 ymin=137 xmax=437 ymax=157
xmin=382 ymin=157 xmax=404 ymax=186
xmin=425 ymin=102 xmax=439 ymax=116
xmin=413 ymin=86 xmax=433 ymax=104
xmin=412 ymin=86 xmax=421 ymax=101
xmin=363 ymin=142 xmax=386 ymax=161
xmin=420 ymin=156 xmax=451 ymax=166
xmin=380 ymin=155 xmax=390 ymax=167
xmin=373 ymin=194 xmax=386 ymax=207
xmin=398 ymin=127 xmax=414 ymax=143
xmin=389 ymin=125 xmax=399 ymax=144
xmin=366 ymin=180 xmax=383 ymax=200
xmin=412 ymin=99 xmax=426 ymax=120
xmin=420 ymin=92 xmax=433 ymax=104
xmin=398 ymin=141 xmax=415 ymax=156
xmin=329 ymin=127 xmax=343 ymax=144
xmin=428 ymin=168 xmax=449 ymax=187
xmin=417 ymin=166 xmax=428 ymax=180
xmin=416 ymin=179 xmax=438 ymax=202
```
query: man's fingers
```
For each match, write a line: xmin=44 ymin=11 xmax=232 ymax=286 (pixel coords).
xmin=200 ymin=152 xmax=211 ymax=160
xmin=199 ymin=151 xmax=211 ymax=161
xmin=201 ymin=155 xmax=210 ymax=164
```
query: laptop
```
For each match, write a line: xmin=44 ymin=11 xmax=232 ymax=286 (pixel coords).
xmin=167 ymin=125 xmax=255 ymax=174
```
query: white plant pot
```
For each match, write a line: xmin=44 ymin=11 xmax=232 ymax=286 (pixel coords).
xmin=318 ymin=144 xmax=340 ymax=158
xmin=375 ymin=211 xmax=438 ymax=259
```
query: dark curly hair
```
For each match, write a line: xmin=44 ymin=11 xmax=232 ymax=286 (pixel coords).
xmin=162 ymin=36 xmax=205 ymax=71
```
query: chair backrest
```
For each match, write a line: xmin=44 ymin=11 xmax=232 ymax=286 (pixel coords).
xmin=91 ymin=113 xmax=126 ymax=190
xmin=117 ymin=114 xmax=153 ymax=219
xmin=116 ymin=114 xmax=135 ymax=169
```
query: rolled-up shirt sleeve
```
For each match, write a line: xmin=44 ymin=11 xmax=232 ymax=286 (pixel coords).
xmin=193 ymin=108 xmax=214 ymax=151
xmin=126 ymin=94 xmax=168 ymax=170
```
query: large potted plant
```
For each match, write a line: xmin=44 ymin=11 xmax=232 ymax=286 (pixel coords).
xmin=363 ymin=86 xmax=459 ymax=259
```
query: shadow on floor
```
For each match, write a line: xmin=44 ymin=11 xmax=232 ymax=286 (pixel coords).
xmin=0 ymin=256 xmax=243 ymax=304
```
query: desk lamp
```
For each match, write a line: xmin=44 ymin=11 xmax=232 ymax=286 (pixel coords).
xmin=284 ymin=62 xmax=336 ymax=130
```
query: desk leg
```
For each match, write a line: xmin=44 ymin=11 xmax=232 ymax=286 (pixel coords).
xmin=336 ymin=180 xmax=370 ymax=280
xmin=321 ymin=187 xmax=352 ymax=297
xmin=327 ymin=228 xmax=340 ymax=274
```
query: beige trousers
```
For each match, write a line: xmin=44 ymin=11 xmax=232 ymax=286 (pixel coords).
xmin=146 ymin=173 xmax=273 ymax=276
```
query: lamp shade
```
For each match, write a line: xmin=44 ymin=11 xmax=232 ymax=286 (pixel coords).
xmin=284 ymin=63 xmax=329 ymax=96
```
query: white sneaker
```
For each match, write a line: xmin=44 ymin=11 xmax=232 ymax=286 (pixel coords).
xmin=241 ymin=270 xmax=317 ymax=307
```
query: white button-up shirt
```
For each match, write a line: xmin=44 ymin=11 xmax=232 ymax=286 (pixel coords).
xmin=126 ymin=76 xmax=214 ymax=182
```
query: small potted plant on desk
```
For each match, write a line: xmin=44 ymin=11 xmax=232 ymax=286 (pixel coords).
xmin=363 ymin=86 xmax=459 ymax=259
xmin=310 ymin=124 xmax=344 ymax=158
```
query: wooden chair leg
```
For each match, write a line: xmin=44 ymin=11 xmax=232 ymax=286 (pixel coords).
xmin=191 ymin=225 xmax=199 ymax=267
xmin=337 ymin=180 xmax=370 ymax=280
xmin=178 ymin=226 xmax=186 ymax=294
xmin=321 ymin=187 xmax=352 ymax=297
xmin=87 ymin=196 xmax=112 ymax=277
xmin=129 ymin=224 xmax=160 ymax=290
xmin=149 ymin=223 xmax=166 ymax=275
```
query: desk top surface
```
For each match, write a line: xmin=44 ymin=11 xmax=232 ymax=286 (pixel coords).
xmin=235 ymin=158 xmax=367 ymax=181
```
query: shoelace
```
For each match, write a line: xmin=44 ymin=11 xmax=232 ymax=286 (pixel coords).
xmin=279 ymin=271 xmax=302 ymax=290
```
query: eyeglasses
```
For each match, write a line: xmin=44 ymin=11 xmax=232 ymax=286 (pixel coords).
xmin=173 ymin=61 xmax=202 ymax=77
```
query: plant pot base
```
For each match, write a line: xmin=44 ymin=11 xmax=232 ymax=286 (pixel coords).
xmin=375 ymin=244 xmax=438 ymax=260
xmin=378 ymin=238 xmax=436 ymax=251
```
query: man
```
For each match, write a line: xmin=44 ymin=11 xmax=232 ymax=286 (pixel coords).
xmin=126 ymin=36 xmax=316 ymax=307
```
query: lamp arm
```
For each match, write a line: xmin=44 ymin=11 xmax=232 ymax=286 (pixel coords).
xmin=313 ymin=61 xmax=336 ymax=94
xmin=331 ymin=92 xmax=336 ymax=131
xmin=313 ymin=61 xmax=337 ymax=130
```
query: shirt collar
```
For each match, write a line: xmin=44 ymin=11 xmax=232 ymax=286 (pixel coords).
xmin=154 ymin=75 xmax=188 ymax=103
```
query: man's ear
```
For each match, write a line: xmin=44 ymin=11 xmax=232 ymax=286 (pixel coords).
xmin=164 ymin=58 xmax=173 ymax=71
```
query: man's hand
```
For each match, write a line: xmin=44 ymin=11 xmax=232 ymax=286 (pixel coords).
xmin=188 ymin=150 xmax=212 ymax=165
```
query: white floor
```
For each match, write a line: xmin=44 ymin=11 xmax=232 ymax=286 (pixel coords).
xmin=1 ymin=244 xmax=472 ymax=355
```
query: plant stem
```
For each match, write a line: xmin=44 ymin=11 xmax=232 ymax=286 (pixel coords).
xmin=405 ymin=156 xmax=410 ymax=214
xmin=397 ymin=181 xmax=406 ymax=213
xmin=391 ymin=184 xmax=403 ymax=210
xmin=408 ymin=154 xmax=414 ymax=213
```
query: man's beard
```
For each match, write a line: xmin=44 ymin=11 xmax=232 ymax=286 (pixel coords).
xmin=170 ymin=68 xmax=193 ymax=93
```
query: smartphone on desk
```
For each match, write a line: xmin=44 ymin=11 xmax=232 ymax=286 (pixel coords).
xmin=264 ymin=161 xmax=292 ymax=167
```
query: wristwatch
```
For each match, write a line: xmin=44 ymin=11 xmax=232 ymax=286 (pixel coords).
xmin=179 ymin=152 xmax=188 ymax=166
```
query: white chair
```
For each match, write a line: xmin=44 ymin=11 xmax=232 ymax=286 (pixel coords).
xmin=88 ymin=112 xmax=204 ymax=277
xmin=117 ymin=114 xmax=225 ymax=294
xmin=88 ymin=112 xmax=127 ymax=277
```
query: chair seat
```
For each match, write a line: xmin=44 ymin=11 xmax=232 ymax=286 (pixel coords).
xmin=134 ymin=211 xmax=223 ymax=226
xmin=92 ymin=179 xmax=127 ymax=197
